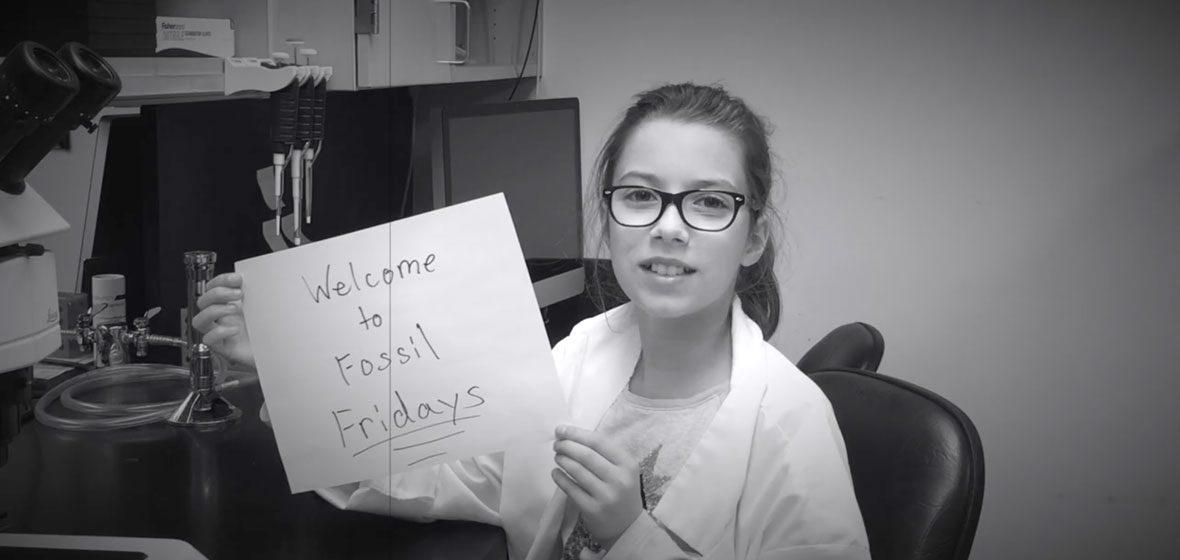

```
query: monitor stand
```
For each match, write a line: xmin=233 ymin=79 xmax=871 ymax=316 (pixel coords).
xmin=532 ymin=266 xmax=585 ymax=309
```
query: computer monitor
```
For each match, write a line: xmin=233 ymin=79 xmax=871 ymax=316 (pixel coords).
xmin=434 ymin=97 xmax=584 ymax=309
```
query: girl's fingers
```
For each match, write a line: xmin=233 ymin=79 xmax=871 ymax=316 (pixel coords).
xmin=555 ymin=454 xmax=606 ymax=498
xmin=205 ymin=273 xmax=243 ymax=291
xmin=556 ymin=425 xmax=630 ymax=466
xmin=551 ymin=468 xmax=593 ymax=511
xmin=202 ymin=324 xmax=240 ymax=346
xmin=192 ymin=303 xmax=240 ymax=334
xmin=196 ymin=286 xmax=243 ymax=310
xmin=198 ymin=273 xmax=242 ymax=304
xmin=554 ymin=439 xmax=616 ymax=482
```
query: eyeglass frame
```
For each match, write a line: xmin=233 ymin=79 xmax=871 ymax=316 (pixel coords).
xmin=601 ymin=185 xmax=752 ymax=232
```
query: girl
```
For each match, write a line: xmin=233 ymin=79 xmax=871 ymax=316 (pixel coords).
xmin=194 ymin=83 xmax=870 ymax=559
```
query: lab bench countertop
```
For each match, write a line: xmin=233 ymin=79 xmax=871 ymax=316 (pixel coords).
xmin=0 ymin=381 xmax=507 ymax=560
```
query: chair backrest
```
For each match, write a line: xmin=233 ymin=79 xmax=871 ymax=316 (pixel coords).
xmin=810 ymin=367 xmax=985 ymax=560
xmin=797 ymin=322 xmax=885 ymax=374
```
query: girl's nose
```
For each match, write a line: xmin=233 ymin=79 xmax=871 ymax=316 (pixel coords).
xmin=649 ymin=202 xmax=689 ymax=243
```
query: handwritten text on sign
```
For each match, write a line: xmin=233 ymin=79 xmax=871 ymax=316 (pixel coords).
xmin=236 ymin=194 xmax=569 ymax=494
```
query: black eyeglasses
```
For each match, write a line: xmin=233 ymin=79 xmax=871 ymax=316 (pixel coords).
xmin=602 ymin=186 xmax=749 ymax=232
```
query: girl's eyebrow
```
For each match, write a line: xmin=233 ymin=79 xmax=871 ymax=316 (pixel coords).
xmin=617 ymin=170 xmax=662 ymax=186
xmin=617 ymin=170 xmax=737 ymax=190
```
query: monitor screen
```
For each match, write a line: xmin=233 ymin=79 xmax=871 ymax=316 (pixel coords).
xmin=439 ymin=98 xmax=584 ymax=308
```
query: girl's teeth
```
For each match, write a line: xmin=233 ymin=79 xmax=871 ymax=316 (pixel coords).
xmin=651 ymin=264 xmax=686 ymax=276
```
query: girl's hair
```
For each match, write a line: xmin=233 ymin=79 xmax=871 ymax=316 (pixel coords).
xmin=585 ymin=82 xmax=784 ymax=340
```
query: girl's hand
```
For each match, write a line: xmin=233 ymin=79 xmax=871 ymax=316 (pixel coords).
xmin=192 ymin=272 xmax=256 ymax=370
xmin=551 ymin=424 xmax=644 ymax=550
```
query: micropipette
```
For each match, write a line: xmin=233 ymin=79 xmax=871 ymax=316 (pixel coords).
xmin=268 ymin=52 xmax=298 ymax=237
xmin=299 ymin=48 xmax=321 ymax=226
xmin=306 ymin=61 xmax=329 ymax=225
xmin=292 ymin=64 xmax=316 ymax=245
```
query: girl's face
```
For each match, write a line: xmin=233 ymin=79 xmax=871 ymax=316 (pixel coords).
xmin=607 ymin=118 xmax=767 ymax=322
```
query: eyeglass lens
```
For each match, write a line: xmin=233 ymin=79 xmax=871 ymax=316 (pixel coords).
xmin=611 ymin=187 xmax=737 ymax=231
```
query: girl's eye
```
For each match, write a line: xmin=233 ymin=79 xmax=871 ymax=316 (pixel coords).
xmin=692 ymin=193 xmax=732 ymax=210
xmin=624 ymin=189 xmax=657 ymax=202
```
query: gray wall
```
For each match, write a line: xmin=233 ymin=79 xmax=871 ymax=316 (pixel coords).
xmin=536 ymin=1 xmax=1180 ymax=558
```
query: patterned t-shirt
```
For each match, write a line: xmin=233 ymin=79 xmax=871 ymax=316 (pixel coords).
xmin=560 ymin=380 xmax=730 ymax=560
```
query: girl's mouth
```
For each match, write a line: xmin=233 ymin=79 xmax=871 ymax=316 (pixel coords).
xmin=641 ymin=263 xmax=696 ymax=277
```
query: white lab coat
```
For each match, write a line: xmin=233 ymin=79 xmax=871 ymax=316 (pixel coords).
xmin=317 ymin=297 xmax=871 ymax=559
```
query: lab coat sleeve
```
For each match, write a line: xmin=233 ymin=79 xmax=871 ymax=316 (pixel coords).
xmin=601 ymin=511 xmax=700 ymax=559
xmin=748 ymin=399 xmax=871 ymax=560
xmin=313 ymin=337 xmax=584 ymax=528
xmin=258 ymin=400 xmax=504 ymax=525
xmin=316 ymin=452 xmax=506 ymax=526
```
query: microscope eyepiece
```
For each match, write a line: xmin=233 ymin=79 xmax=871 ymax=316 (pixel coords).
xmin=57 ymin=42 xmax=122 ymax=124
xmin=32 ymin=47 xmax=73 ymax=83
xmin=0 ymin=41 xmax=80 ymax=173
xmin=73 ymin=45 xmax=114 ymax=79
xmin=0 ymin=42 xmax=121 ymax=195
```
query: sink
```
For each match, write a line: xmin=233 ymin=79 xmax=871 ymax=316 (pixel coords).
xmin=34 ymin=363 xmax=259 ymax=431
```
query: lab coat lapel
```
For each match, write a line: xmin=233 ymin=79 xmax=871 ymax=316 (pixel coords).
xmin=569 ymin=304 xmax=641 ymax=430
xmin=525 ymin=304 xmax=639 ymax=560
xmin=649 ymin=298 xmax=768 ymax=555
xmin=543 ymin=299 xmax=767 ymax=556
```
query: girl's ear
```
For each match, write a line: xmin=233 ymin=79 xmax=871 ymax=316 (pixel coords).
xmin=741 ymin=214 xmax=769 ymax=267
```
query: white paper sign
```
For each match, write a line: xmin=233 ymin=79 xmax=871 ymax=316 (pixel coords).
xmin=236 ymin=194 xmax=570 ymax=493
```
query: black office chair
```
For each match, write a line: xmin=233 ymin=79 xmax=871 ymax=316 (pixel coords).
xmin=811 ymin=367 xmax=985 ymax=560
xmin=797 ymin=322 xmax=885 ymax=374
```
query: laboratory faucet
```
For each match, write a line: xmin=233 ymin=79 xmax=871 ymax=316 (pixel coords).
xmin=73 ymin=306 xmax=179 ymax=368
xmin=73 ymin=309 xmax=242 ymax=428
xmin=70 ymin=250 xmax=242 ymax=428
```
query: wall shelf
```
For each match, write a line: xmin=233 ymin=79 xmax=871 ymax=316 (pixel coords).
xmin=451 ymin=62 xmax=538 ymax=84
xmin=107 ymin=57 xmax=268 ymax=106
xmin=1 ymin=55 xmax=537 ymax=106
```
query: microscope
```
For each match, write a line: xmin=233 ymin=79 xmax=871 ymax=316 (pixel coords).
xmin=0 ymin=41 xmax=240 ymax=468
xmin=0 ymin=40 xmax=119 ymax=467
